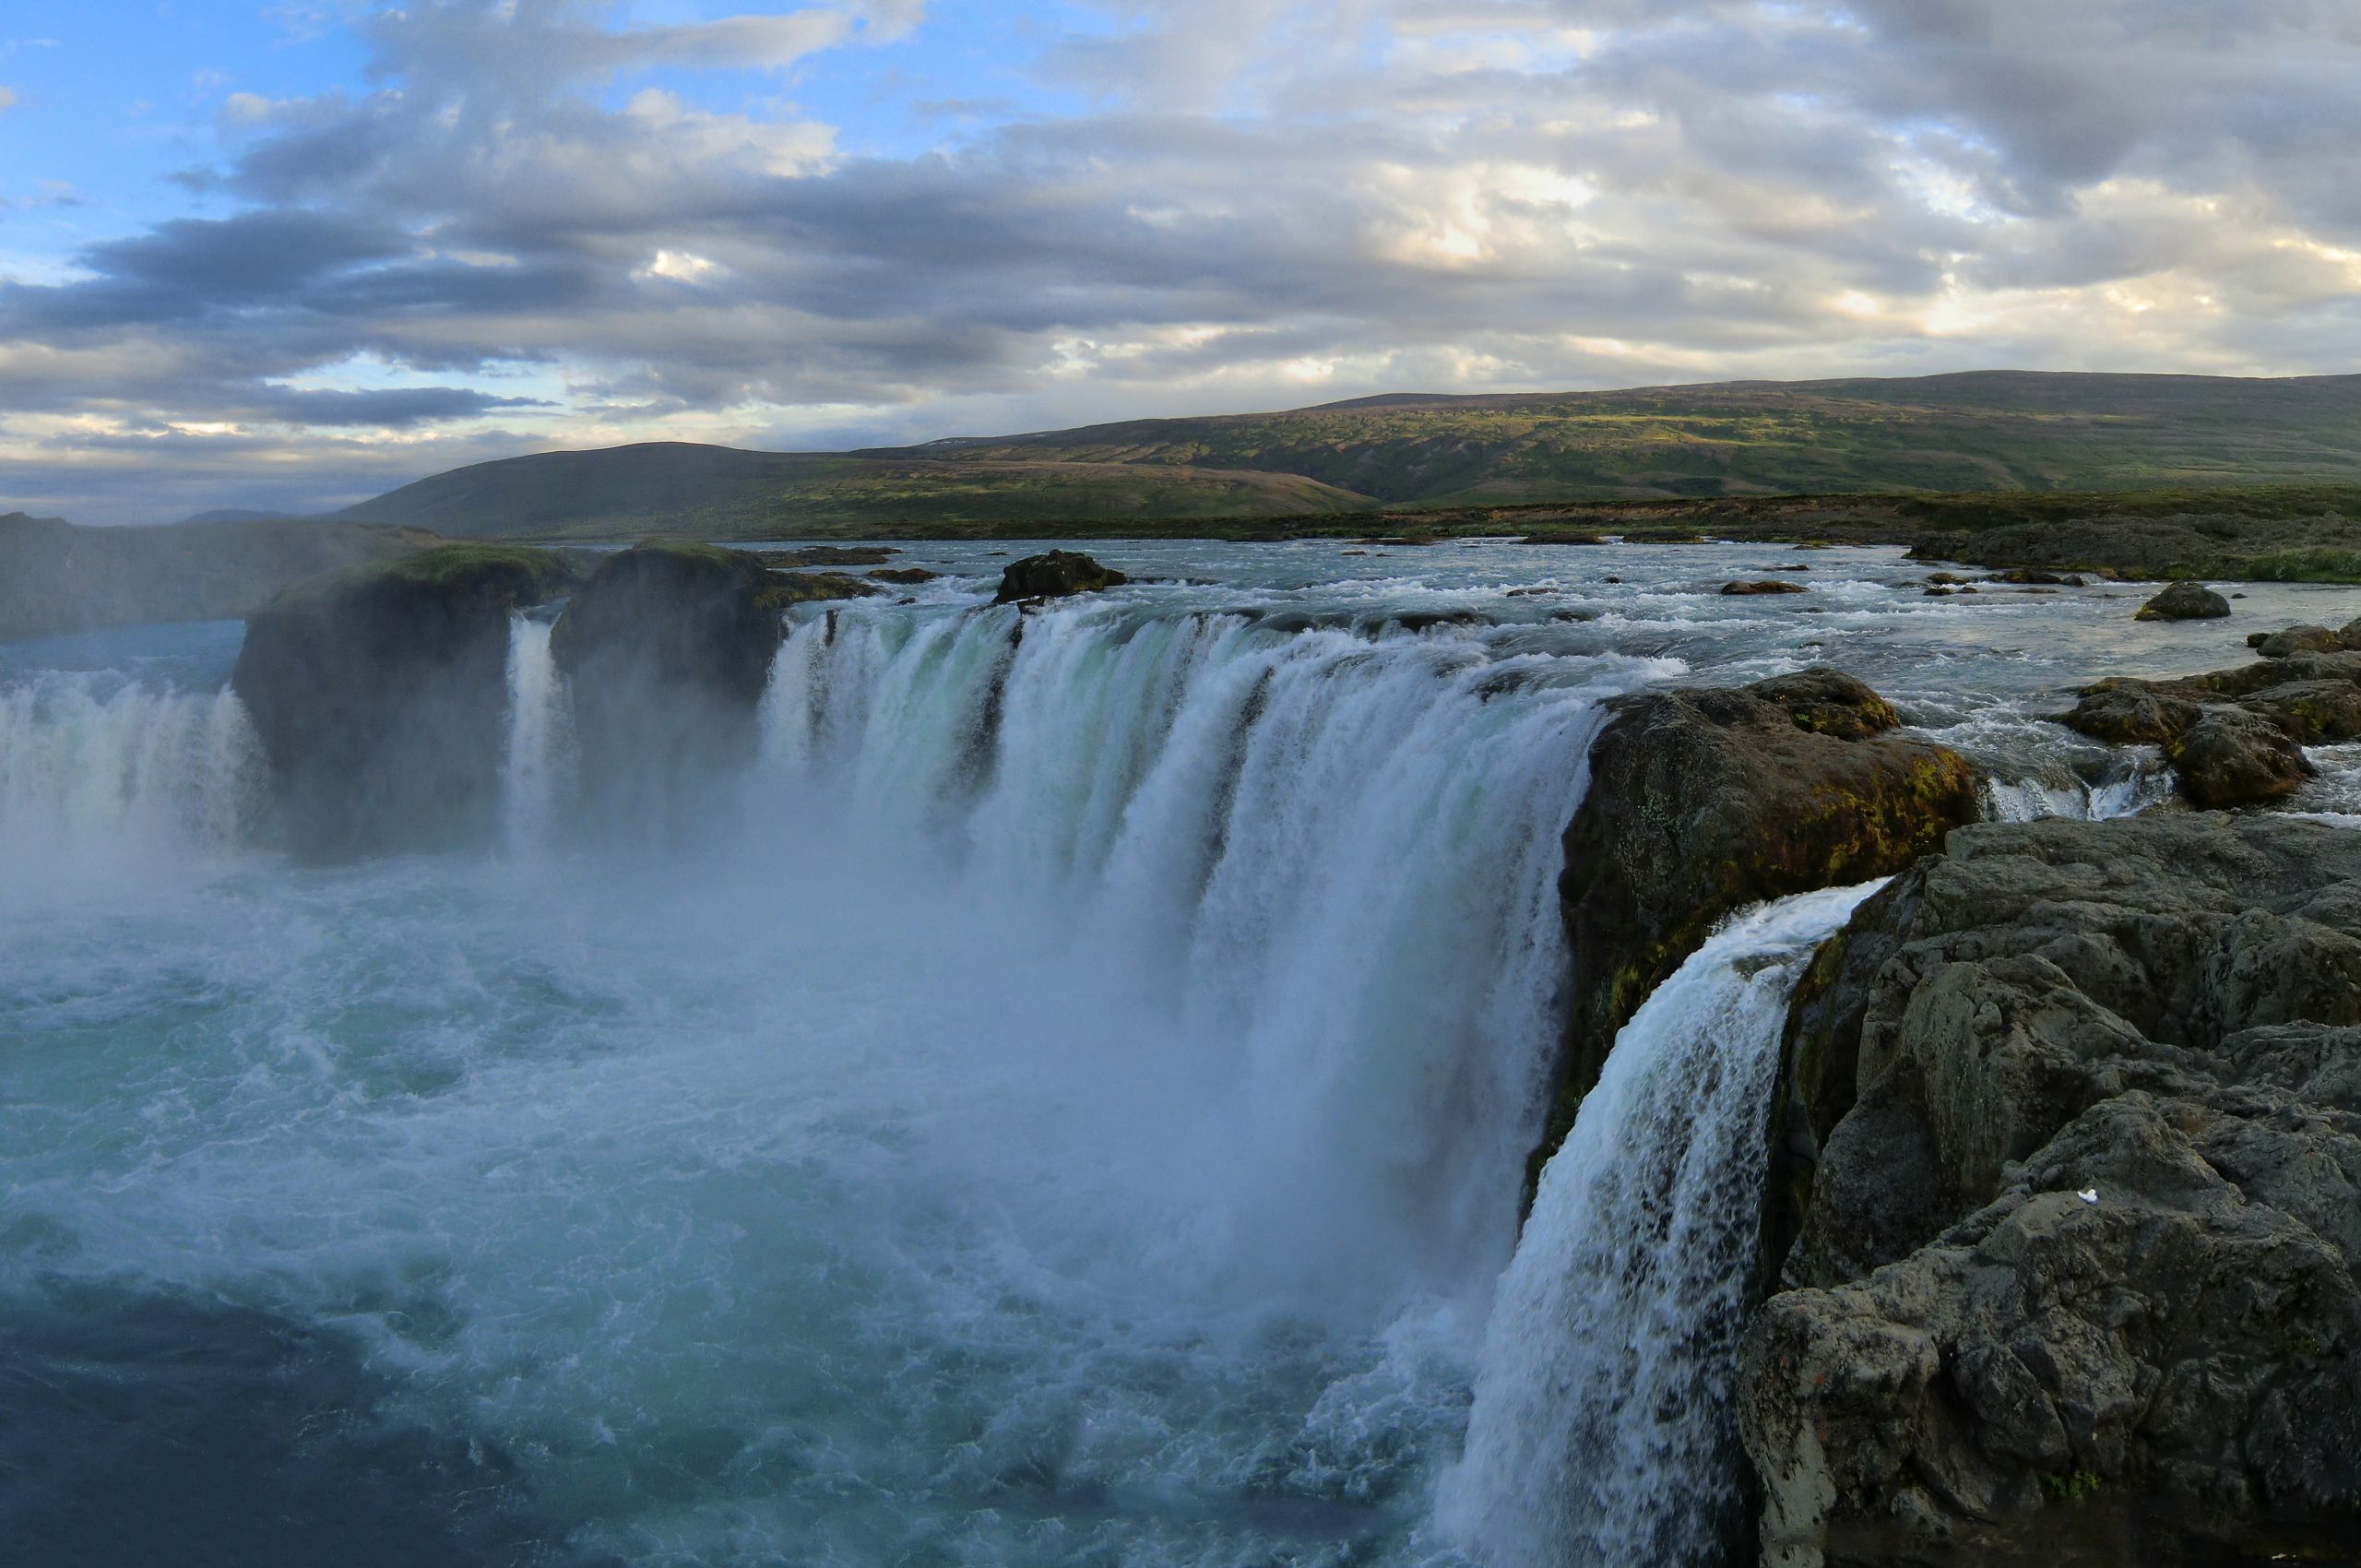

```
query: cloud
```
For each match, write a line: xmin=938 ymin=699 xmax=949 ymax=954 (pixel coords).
xmin=3 ymin=0 xmax=2360 ymax=521
xmin=0 ymin=86 xmax=18 ymax=113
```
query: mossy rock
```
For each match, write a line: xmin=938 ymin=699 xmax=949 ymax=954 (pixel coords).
xmin=2134 ymin=580 xmax=2231 ymax=621
xmin=993 ymin=550 xmax=1130 ymax=604
xmin=753 ymin=571 xmax=884 ymax=609
xmin=1533 ymin=669 xmax=1978 ymax=1197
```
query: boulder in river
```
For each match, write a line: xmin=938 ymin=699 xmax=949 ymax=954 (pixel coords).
xmin=993 ymin=551 xmax=1130 ymax=603
xmin=232 ymin=545 xmax=574 ymax=856
xmin=1722 ymin=580 xmax=1809 ymax=596
xmin=1537 ymin=668 xmax=1978 ymax=1191
xmin=2163 ymin=707 xmax=2315 ymax=807
xmin=552 ymin=541 xmax=784 ymax=818
xmin=2133 ymin=580 xmax=2231 ymax=621
xmin=2060 ymin=642 xmax=2361 ymax=804
xmin=1746 ymin=814 xmax=2361 ymax=1567
xmin=2247 ymin=617 xmax=2361 ymax=658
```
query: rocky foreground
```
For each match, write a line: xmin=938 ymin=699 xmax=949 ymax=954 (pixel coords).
xmin=1742 ymin=814 xmax=2361 ymax=1566
xmin=1545 ymin=636 xmax=2361 ymax=1564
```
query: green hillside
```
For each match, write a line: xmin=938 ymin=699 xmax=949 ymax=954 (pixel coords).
xmin=337 ymin=371 xmax=2361 ymax=540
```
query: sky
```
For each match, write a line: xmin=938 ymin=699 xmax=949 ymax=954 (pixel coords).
xmin=1 ymin=1 xmax=2358 ymax=523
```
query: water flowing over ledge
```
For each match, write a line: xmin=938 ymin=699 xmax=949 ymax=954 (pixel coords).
xmin=0 ymin=671 xmax=264 ymax=894
xmin=0 ymin=598 xmax=1675 ymax=1565
xmin=1443 ymin=882 xmax=1887 ymax=1568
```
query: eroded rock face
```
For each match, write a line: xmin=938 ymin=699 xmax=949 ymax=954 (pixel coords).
xmin=1537 ymin=669 xmax=1978 ymax=1187
xmin=993 ymin=550 xmax=1129 ymax=603
xmin=232 ymin=546 xmax=573 ymax=856
xmin=1743 ymin=815 xmax=2361 ymax=1567
xmin=2133 ymin=580 xmax=2231 ymax=621
xmin=552 ymin=542 xmax=784 ymax=820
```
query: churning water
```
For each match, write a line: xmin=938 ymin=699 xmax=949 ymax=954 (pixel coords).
xmin=3 ymin=540 xmax=2355 ymax=1565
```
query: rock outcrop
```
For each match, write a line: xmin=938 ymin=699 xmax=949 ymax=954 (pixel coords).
xmin=758 ymin=570 xmax=884 ymax=606
xmin=2133 ymin=580 xmax=2231 ymax=621
xmin=2058 ymin=639 xmax=2358 ymax=806
xmin=232 ymin=546 xmax=574 ymax=855
xmin=1743 ymin=814 xmax=2361 ymax=1567
xmin=2248 ymin=620 xmax=2361 ymax=657
xmin=1724 ymin=580 xmax=1809 ymax=596
xmin=993 ymin=550 xmax=1129 ymax=604
xmin=552 ymin=542 xmax=785 ymax=820
xmin=1537 ymin=669 xmax=1979 ymax=1187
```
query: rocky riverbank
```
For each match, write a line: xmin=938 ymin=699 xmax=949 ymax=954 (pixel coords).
xmin=1543 ymin=634 xmax=2361 ymax=1564
xmin=1739 ymin=814 xmax=2361 ymax=1566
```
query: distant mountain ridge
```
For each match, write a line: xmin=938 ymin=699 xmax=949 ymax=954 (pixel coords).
xmin=323 ymin=369 xmax=2361 ymax=540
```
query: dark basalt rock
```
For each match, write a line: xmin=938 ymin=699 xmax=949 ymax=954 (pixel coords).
xmin=232 ymin=545 xmax=574 ymax=856
xmin=868 ymin=566 xmax=938 ymax=585
xmin=552 ymin=542 xmax=784 ymax=819
xmin=1723 ymin=579 xmax=1809 ymax=596
xmin=1536 ymin=668 xmax=1978 ymax=1194
xmin=2133 ymin=580 xmax=2231 ymax=621
xmin=993 ymin=550 xmax=1130 ymax=603
xmin=1744 ymin=814 xmax=2361 ymax=1568
xmin=2164 ymin=708 xmax=2315 ymax=807
xmin=2059 ymin=641 xmax=2361 ymax=805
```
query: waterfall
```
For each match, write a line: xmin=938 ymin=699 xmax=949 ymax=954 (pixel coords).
xmin=1979 ymin=760 xmax=2173 ymax=822
xmin=1440 ymin=881 xmax=1886 ymax=1568
xmin=0 ymin=671 xmax=265 ymax=893
xmin=751 ymin=600 xmax=1680 ymax=1298
xmin=501 ymin=613 xmax=573 ymax=855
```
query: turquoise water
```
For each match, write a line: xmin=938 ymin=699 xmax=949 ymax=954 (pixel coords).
xmin=5 ymin=540 xmax=2358 ymax=1565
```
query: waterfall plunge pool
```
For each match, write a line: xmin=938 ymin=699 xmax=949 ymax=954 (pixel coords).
xmin=5 ymin=539 xmax=2358 ymax=1565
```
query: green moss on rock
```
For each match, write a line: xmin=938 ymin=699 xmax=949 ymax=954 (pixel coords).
xmin=1535 ymin=669 xmax=1978 ymax=1198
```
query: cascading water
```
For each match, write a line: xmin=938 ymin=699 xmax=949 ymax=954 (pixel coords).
xmin=0 ymin=591 xmax=1686 ymax=1566
xmin=0 ymin=670 xmax=263 ymax=897
xmin=1442 ymin=881 xmax=1887 ymax=1568
xmin=502 ymin=612 xmax=574 ymax=855
xmin=751 ymin=601 xmax=1667 ymax=1302
xmin=12 ymin=537 xmax=2277 ymax=1566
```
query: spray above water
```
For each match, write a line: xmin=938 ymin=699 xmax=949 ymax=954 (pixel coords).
xmin=0 ymin=594 xmax=1679 ymax=1565
xmin=1443 ymin=881 xmax=1887 ymax=1568
xmin=0 ymin=671 xmax=263 ymax=895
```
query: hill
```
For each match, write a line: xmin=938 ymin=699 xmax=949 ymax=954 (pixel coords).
xmin=334 ymin=371 xmax=2361 ymax=539
xmin=0 ymin=514 xmax=443 ymax=642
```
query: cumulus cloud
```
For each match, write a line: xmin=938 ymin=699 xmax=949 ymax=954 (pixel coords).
xmin=3 ymin=0 xmax=2360 ymax=520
